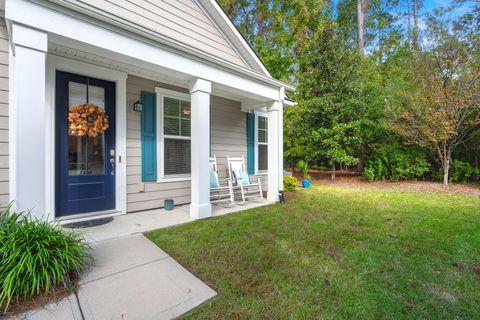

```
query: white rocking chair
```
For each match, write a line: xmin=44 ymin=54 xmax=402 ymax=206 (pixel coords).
xmin=227 ymin=155 xmax=263 ymax=203
xmin=210 ymin=156 xmax=235 ymax=205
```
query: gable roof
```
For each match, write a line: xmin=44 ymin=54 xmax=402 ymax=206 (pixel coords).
xmin=45 ymin=0 xmax=271 ymax=77
xmin=197 ymin=0 xmax=271 ymax=76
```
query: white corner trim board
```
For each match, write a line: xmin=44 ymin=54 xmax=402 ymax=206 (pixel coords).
xmin=10 ymin=24 xmax=48 ymax=220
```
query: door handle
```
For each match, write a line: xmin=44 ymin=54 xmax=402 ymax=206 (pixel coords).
xmin=110 ymin=158 xmax=115 ymax=176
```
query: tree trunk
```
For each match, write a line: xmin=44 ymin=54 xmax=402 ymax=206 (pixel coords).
xmin=412 ymin=0 xmax=419 ymax=49
xmin=407 ymin=0 xmax=411 ymax=45
xmin=357 ymin=0 xmax=365 ymax=54
xmin=443 ymin=161 xmax=449 ymax=185
xmin=331 ymin=163 xmax=336 ymax=180
xmin=443 ymin=149 xmax=451 ymax=186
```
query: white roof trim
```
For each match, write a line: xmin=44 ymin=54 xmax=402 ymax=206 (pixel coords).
xmin=197 ymin=0 xmax=272 ymax=77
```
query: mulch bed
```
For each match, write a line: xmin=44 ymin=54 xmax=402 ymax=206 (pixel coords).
xmin=291 ymin=169 xmax=480 ymax=196
xmin=0 ymin=285 xmax=71 ymax=318
xmin=284 ymin=191 xmax=304 ymax=202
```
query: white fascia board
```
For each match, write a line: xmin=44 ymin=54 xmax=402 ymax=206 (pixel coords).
xmin=6 ymin=0 xmax=283 ymax=101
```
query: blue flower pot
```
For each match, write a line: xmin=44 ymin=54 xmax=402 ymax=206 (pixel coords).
xmin=164 ymin=199 xmax=174 ymax=210
xmin=302 ymin=180 xmax=311 ymax=188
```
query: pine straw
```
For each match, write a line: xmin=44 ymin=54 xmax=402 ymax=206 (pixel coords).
xmin=293 ymin=169 xmax=480 ymax=196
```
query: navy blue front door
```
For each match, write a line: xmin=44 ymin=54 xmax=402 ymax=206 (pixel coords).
xmin=55 ymin=71 xmax=116 ymax=217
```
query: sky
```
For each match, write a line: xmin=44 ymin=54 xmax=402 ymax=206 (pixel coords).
xmin=422 ymin=0 xmax=473 ymax=17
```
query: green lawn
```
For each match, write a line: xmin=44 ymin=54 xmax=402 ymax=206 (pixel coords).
xmin=146 ymin=186 xmax=480 ymax=319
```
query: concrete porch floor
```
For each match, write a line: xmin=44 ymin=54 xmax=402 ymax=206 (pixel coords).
xmin=80 ymin=200 xmax=273 ymax=242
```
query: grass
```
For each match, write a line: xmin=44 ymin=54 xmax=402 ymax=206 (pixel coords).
xmin=146 ymin=186 xmax=480 ymax=319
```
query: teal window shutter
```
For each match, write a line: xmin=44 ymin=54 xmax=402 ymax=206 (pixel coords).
xmin=141 ymin=91 xmax=157 ymax=181
xmin=246 ymin=112 xmax=255 ymax=174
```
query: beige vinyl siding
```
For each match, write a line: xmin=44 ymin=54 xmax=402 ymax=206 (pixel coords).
xmin=74 ymin=0 xmax=248 ymax=68
xmin=210 ymin=96 xmax=268 ymax=195
xmin=126 ymin=75 xmax=190 ymax=212
xmin=0 ymin=7 xmax=8 ymax=205
xmin=126 ymin=75 xmax=266 ymax=213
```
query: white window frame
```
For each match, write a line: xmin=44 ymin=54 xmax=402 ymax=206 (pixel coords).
xmin=155 ymin=87 xmax=191 ymax=182
xmin=255 ymin=112 xmax=268 ymax=175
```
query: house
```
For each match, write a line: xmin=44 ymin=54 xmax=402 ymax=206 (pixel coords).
xmin=0 ymin=0 xmax=294 ymax=222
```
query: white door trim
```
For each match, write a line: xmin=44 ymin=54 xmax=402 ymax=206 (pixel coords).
xmin=45 ymin=54 xmax=128 ymax=220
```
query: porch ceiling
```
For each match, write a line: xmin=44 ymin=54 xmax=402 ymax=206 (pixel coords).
xmin=48 ymin=38 xmax=272 ymax=106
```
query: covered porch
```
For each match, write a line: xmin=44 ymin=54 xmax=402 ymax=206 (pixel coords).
xmin=7 ymin=0 xmax=291 ymax=223
xmin=78 ymin=200 xmax=273 ymax=242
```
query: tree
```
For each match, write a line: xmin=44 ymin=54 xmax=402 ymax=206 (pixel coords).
xmin=390 ymin=25 xmax=480 ymax=185
xmin=289 ymin=20 xmax=363 ymax=179
xmin=357 ymin=0 xmax=367 ymax=53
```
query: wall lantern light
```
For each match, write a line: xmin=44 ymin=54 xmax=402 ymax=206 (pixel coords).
xmin=133 ymin=101 xmax=143 ymax=112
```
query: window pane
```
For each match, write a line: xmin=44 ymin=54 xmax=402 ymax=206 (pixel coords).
xmin=67 ymin=81 xmax=105 ymax=175
xmin=164 ymin=97 xmax=179 ymax=117
xmin=68 ymin=135 xmax=87 ymax=175
xmin=258 ymin=116 xmax=267 ymax=130
xmin=86 ymin=135 xmax=105 ymax=174
xmin=258 ymin=144 xmax=268 ymax=171
xmin=88 ymin=85 xmax=105 ymax=108
xmin=164 ymin=139 xmax=191 ymax=175
xmin=180 ymin=100 xmax=191 ymax=119
xmin=164 ymin=117 xmax=180 ymax=135
xmin=68 ymin=134 xmax=105 ymax=175
xmin=69 ymin=82 xmax=87 ymax=106
xmin=181 ymin=119 xmax=191 ymax=137
xmin=258 ymin=130 xmax=267 ymax=143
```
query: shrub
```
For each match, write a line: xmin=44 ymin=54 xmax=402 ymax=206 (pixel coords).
xmin=0 ymin=206 xmax=92 ymax=311
xmin=363 ymin=142 xmax=430 ymax=181
xmin=283 ymin=176 xmax=299 ymax=192
xmin=450 ymin=160 xmax=480 ymax=183
xmin=363 ymin=167 xmax=375 ymax=182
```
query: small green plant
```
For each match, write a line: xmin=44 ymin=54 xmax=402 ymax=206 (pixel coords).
xmin=363 ymin=167 xmax=375 ymax=182
xmin=0 ymin=206 xmax=93 ymax=311
xmin=296 ymin=160 xmax=311 ymax=181
xmin=283 ymin=176 xmax=299 ymax=192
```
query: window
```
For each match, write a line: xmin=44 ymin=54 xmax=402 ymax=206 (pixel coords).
xmin=256 ymin=114 xmax=268 ymax=172
xmin=156 ymin=88 xmax=191 ymax=180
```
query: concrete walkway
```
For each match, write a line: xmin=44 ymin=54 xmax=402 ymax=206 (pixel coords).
xmin=13 ymin=234 xmax=216 ymax=320
xmin=81 ymin=201 xmax=272 ymax=242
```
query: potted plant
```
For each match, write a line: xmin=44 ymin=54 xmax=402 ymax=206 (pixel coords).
xmin=296 ymin=160 xmax=311 ymax=188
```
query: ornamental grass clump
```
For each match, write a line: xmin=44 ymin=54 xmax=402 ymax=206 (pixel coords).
xmin=0 ymin=206 xmax=92 ymax=311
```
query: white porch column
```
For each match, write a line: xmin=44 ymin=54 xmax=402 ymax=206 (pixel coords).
xmin=267 ymin=101 xmax=281 ymax=201
xmin=189 ymin=78 xmax=212 ymax=219
xmin=278 ymin=88 xmax=284 ymax=193
xmin=11 ymin=24 xmax=48 ymax=219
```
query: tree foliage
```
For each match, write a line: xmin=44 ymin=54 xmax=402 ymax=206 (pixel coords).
xmin=218 ymin=0 xmax=480 ymax=184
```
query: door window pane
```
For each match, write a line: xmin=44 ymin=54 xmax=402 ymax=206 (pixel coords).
xmin=67 ymin=81 xmax=106 ymax=175
xmin=69 ymin=82 xmax=87 ymax=106
xmin=88 ymin=85 xmax=105 ymax=108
